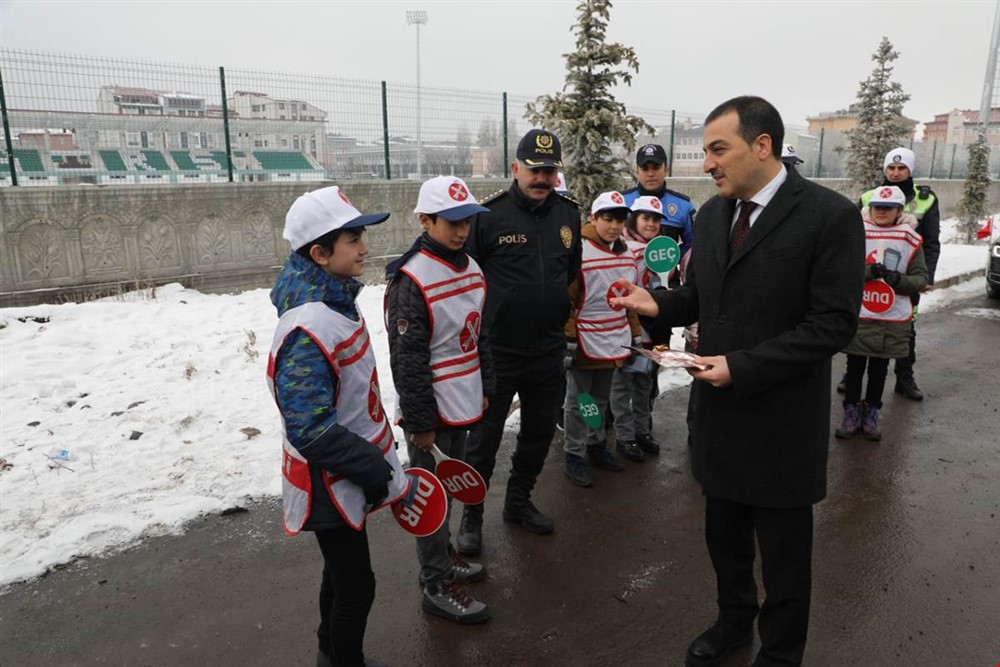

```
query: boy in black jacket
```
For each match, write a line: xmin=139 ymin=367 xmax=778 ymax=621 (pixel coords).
xmin=385 ymin=176 xmax=494 ymax=625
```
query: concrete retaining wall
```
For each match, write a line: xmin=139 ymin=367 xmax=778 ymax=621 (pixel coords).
xmin=2 ymin=178 xmax=996 ymax=307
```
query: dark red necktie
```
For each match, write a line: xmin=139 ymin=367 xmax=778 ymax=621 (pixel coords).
xmin=729 ymin=200 xmax=757 ymax=254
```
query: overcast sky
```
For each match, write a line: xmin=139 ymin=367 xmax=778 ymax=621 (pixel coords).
xmin=1 ymin=0 xmax=996 ymax=131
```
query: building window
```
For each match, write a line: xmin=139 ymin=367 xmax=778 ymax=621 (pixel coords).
xmin=180 ymin=132 xmax=189 ymax=149
xmin=126 ymin=131 xmax=140 ymax=147
xmin=279 ymin=103 xmax=285 ymax=110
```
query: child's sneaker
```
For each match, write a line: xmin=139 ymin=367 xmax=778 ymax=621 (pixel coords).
xmin=450 ymin=549 xmax=485 ymax=583
xmin=587 ymin=446 xmax=625 ymax=472
xmin=616 ymin=440 xmax=645 ymax=462
xmin=835 ymin=402 xmax=863 ymax=439
xmin=861 ymin=403 xmax=882 ymax=441
xmin=422 ymin=579 xmax=491 ymax=624
xmin=565 ymin=453 xmax=594 ymax=487
xmin=635 ymin=432 xmax=661 ymax=454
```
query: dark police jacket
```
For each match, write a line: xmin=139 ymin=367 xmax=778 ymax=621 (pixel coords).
xmin=467 ymin=182 xmax=582 ymax=357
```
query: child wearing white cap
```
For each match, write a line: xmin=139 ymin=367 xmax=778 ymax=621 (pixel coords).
xmin=562 ymin=192 xmax=642 ymax=488
xmin=384 ymin=175 xmax=493 ymax=625
xmin=607 ymin=195 xmax=668 ymax=461
xmin=846 ymin=147 xmax=940 ymax=402
xmin=267 ymin=186 xmax=403 ymax=667
xmin=836 ymin=185 xmax=928 ymax=442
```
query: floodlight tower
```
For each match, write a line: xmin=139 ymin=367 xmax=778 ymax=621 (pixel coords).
xmin=406 ymin=9 xmax=428 ymax=179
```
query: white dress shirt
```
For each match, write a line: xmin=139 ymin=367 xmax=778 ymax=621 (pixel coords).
xmin=731 ymin=165 xmax=788 ymax=230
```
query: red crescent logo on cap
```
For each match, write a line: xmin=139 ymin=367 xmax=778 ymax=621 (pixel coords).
xmin=338 ymin=189 xmax=353 ymax=206
xmin=448 ymin=182 xmax=469 ymax=202
xmin=611 ymin=192 xmax=624 ymax=204
xmin=651 ymin=198 xmax=662 ymax=210
xmin=879 ymin=187 xmax=892 ymax=198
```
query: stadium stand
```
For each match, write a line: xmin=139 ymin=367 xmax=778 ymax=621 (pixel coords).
xmin=0 ymin=149 xmax=46 ymax=173
xmin=252 ymin=151 xmax=315 ymax=171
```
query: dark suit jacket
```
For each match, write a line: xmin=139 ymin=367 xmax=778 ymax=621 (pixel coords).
xmin=649 ymin=166 xmax=865 ymax=508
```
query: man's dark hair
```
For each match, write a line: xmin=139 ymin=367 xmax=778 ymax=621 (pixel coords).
xmin=295 ymin=228 xmax=358 ymax=261
xmin=706 ymin=96 xmax=784 ymax=159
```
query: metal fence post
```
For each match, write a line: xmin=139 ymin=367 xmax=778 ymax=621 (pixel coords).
xmin=381 ymin=81 xmax=391 ymax=180
xmin=502 ymin=92 xmax=509 ymax=179
xmin=948 ymin=143 xmax=957 ymax=179
xmin=668 ymin=110 xmax=676 ymax=175
xmin=929 ymin=141 xmax=937 ymax=178
xmin=0 ymin=65 xmax=18 ymax=186
xmin=815 ymin=128 xmax=824 ymax=178
xmin=218 ymin=66 xmax=235 ymax=183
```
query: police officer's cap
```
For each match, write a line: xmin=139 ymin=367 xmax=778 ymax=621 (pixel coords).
xmin=517 ymin=129 xmax=563 ymax=169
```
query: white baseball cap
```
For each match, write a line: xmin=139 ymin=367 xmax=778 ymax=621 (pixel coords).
xmin=591 ymin=191 xmax=630 ymax=215
xmin=284 ymin=186 xmax=389 ymax=251
xmin=414 ymin=176 xmax=490 ymax=221
xmin=781 ymin=144 xmax=804 ymax=165
xmin=883 ymin=147 xmax=915 ymax=173
xmin=869 ymin=185 xmax=906 ymax=208
xmin=630 ymin=195 xmax=664 ymax=217
xmin=554 ymin=172 xmax=569 ymax=194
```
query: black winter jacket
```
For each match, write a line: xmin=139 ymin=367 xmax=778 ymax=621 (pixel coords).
xmin=466 ymin=182 xmax=582 ymax=357
xmin=385 ymin=233 xmax=495 ymax=433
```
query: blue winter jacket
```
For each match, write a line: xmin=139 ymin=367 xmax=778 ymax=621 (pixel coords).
xmin=270 ymin=252 xmax=392 ymax=531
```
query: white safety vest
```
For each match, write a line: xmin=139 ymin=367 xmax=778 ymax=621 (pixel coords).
xmin=268 ymin=302 xmax=407 ymax=535
xmin=400 ymin=250 xmax=487 ymax=426
xmin=575 ymin=239 xmax=637 ymax=361
xmin=860 ymin=221 xmax=922 ymax=323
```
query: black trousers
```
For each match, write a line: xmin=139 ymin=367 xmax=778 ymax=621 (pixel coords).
xmin=314 ymin=526 xmax=376 ymax=667
xmin=465 ymin=349 xmax=563 ymax=487
xmin=705 ymin=496 xmax=813 ymax=667
xmin=844 ymin=354 xmax=890 ymax=408
xmin=893 ymin=318 xmax=918 ymax=380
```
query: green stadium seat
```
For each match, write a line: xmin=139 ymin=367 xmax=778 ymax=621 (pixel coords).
xmin=139 ymin=150 xmax=171 ymax=172
xmin=170 ymin=151 xmax=197 ymax=171
xmin=253 ymin=151 xmax=314 ymax=171
xmin=100 ymin=150 xmax=128 ymax=172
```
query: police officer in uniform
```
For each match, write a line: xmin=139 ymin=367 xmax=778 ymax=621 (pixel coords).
xmin=456 ymin=130 xmax=582 ymax=556
xmin=622 ymin=143 xmax=697 ymax=273
xmin=854 ymin=147 xmax=940 ymax=401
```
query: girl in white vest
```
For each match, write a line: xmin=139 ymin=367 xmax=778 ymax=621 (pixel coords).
xmin=562 ymin=192 xmax=642 ymax=489
xmin=268 ymin=186 xmax=406 ymax=667
xmin=384 ymin=176 xmax=494 ymax=625
xmin=836 ymin=185 xmax=928 ymax=442
xmin=609 ymin=195 xmax=667 ymax=461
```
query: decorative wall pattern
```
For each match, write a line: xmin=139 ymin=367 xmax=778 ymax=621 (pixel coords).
xmin=2 ymin=178 xmax=985 ymax=307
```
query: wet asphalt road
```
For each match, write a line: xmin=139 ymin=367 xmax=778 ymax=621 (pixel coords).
xmin=2 ymin=292 xmax=998 ymax=667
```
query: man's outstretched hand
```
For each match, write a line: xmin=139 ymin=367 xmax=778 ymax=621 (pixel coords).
xmin=609 ymin=280 xmax=659 ymax=317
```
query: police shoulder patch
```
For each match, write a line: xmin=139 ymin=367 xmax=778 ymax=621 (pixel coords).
xmin=557 ymin=191 xmax=580 ymax=208
xmin=478 ymin=189 xmax=507 ymax=205
xmin=663 ymin=188 xmax=692 ymax=202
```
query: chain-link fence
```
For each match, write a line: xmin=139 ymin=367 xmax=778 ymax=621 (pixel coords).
xmin=1 ymin=48 xmax=994 ymax=187
xmin=0 ymin=49 xmax=546 ymax=187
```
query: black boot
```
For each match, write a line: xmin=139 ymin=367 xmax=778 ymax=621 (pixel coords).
xmin=894 ymin=376 xmax=924 ymax=401
xmin=456 ymin=504 xmax=484 ymax=556
xmin=502 ymin=475 xmax=554 ymax=535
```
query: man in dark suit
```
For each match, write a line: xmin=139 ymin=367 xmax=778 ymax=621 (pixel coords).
xmin=613 ymin=96 xmax=865 ymax=666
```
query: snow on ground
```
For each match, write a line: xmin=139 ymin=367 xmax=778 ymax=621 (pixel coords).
xmin=0 ymin=232 xmax=995 ymax=586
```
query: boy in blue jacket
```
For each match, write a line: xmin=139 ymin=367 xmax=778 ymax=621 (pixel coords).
xmin=268 ymin=186 xmax=406 ymax=667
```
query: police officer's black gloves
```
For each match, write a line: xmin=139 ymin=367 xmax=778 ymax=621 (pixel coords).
xmin=868 ymin=262 xmax=887 ymax=280
xmin=883 ymin=269 xmax=902 ymax=287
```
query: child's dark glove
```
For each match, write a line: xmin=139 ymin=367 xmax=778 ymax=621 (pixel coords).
xmin=868 ymin=262 xmax=887 ymax=280
xmin=883 ymin=269 xmax=902 ymax=287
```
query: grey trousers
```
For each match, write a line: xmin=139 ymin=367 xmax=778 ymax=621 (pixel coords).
xmin=405 ymin=426 xmax=467 ymax=586
xmin=562 ymin=367 xmax=614 ymax=457
xmin=609 ymin=365 xmax=654 ymax=443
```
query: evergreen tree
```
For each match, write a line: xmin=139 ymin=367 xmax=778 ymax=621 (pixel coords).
xmin=957 ymin=132 xmax=991 ymax=243
xmin=843 ymin=37 xmax=912 ymax=189
xmin=525 ymin=0 xmax=653 ymax=208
